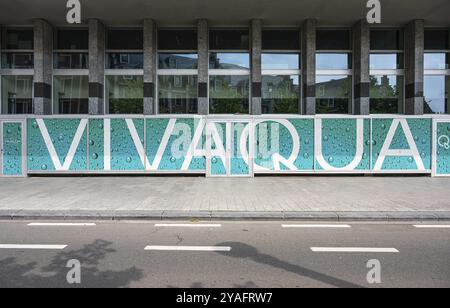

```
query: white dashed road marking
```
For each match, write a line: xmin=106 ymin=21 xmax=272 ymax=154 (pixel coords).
xmin=145 ymin=246 xmax=231 ymax=252
xmin=311 ymin=247 xmax=399 ymax=253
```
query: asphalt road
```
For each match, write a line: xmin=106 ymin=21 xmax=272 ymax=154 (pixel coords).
xmin=0 ymin=220 xmax=449 ymax=288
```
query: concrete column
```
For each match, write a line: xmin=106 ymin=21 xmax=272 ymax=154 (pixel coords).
xmin=251 ymin=19 xmax=262 ymax=115
xmin=301 ymin=19 xmax=317 ymax=115
xmin=88 ymin=19 xmax=105 ymax=115
xmin=144 ymin=19 xmax=157 ymax=115
xmin=33 ymin=19 xmax=53 ymax=115
xmin=352 ymin=20 xmax=370 ymax=115
xmin=404 ymin=20 xmax=425 ymax=115
xmin=197 ymin=19 xmax=209 ymax=115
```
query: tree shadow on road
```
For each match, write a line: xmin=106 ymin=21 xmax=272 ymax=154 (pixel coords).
xmin=217 ymin=242 xmax=364 ymax=288
xmin=0 ymin=240 xmax=143 ymax=288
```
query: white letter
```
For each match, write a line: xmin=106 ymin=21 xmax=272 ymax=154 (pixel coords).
xmin=366 ymin=259 xmax=381 ymax=284
xmin=374 ymin=119 xmax=425 ymax=171
xmin=66 ymin=0 xmax=81 ymax=24
xmin=367 ymin=0 xmax=381 ymax=24
xmin=66 ymin=259 xmax=81 ymax=284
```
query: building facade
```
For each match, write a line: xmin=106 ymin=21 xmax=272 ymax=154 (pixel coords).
xmin=0 ymin=0 xmax=449 ymax=177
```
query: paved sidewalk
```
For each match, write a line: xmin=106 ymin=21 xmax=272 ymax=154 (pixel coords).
xmin=1 ymin=176 xmax=450 ymax=221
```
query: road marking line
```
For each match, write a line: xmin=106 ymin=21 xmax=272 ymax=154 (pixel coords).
xmin=311 ymin=247 xmax=399 ymax=253
xmin=27 ymin=223 xmax=96 ymax=227
xmin=145 ymin=246 xmax=231 ymax=252
xmin=282 ymin=224 xmax=351 ymax=228
xmin=155 ymin=224 xmax=222 ymax=228
xmin=413 ymin=225 xmax=450 ymax=229
xmin=0 ymin=244 xmax=67 ymax=250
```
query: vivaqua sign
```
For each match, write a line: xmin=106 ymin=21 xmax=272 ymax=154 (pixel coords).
xmin=1 ymin=115 xmax=449 ymax=177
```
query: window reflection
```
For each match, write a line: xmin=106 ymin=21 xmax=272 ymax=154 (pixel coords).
xmin=54 ymin=76 xmax=89 ymax=114
xmin=262 ymin=75 xmax=299 ymax=114
xmin=370 ymin=75 xmax=403 ymax=114
xmin=370 ymin=53 xmax=403 ymax=70
xmin=209 ymin=53 xmax=249 ymax=69
xmin=424 ymin=53 xmax=449 ymax=70
xmin=106 ymin=75 xmax=143 ymax=114
xmin=1 ymin=75 xmax=33 ymax=114
xmin=107 ymin=53 xmax=143 ymax=69
xmin=209 ymin=76 xmax=249 ymax=114
xmin=316 ymin=53 xmax=351 ymax=70
xmin=424 ymin=76 xmax=449 ymax=114
xmin=315 ymin=76 xmax=351 ymax=114
xmin=158 ymin=53 xmax=198 ymax=69
xmin=262 ymin=54 xmax=299 ymax=70
xmin=158 ymin=75 xmax=198 ymax=114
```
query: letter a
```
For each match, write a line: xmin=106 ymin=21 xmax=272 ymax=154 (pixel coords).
xmin=66 ymin=0 xmax=81 ymax=24
xmin=366 ymin=0 xmax=381 ymax=24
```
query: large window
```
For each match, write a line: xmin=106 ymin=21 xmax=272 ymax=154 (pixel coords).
xmin=54 ymin=29 xmax=88 ymax=69
xmin=262 ymin=29 xmax=301 ymax=114
xmin=53 ymin=76 xmax=89 ymax=114
xmin=424 ymin=30 xmax=450 ymax=114
xmin=1 ymin=75 xmax=33 ymax=114
xmin=370 ymin=29 xmax=404 ymax=114
xmin=316 ymin=29 xmax=352 ymax=114
xmin=106 ymin=75 xmax=144 ymax=114
xmin=106 ymin=29 xmax=143 ymax=69
xmin=157 ymin=29 xmax=198 ymax=114
xmin=1 ymin=28 xmax=34 ymax=69
xmin=209 ymin=29 xmax=250 ymax=114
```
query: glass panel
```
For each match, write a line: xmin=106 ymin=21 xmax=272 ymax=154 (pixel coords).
xmin=370 ymin=75 xmax=404 ymax=114
xmin=316 ymin=30 xmax=351 ymax=50
xmin=53 ymin=52 xmax=88 ymax=69
xmin=424 ymin=75 xmax=449 ymax=114
xmin=158 ymin=75 xmax=198 ymax=114
xmin=209 ymin=122 xmax=227 ymax=176
xmin=316 ymin=75 xmax=351 ymax=114
xmin=158 ymin=53 xmax=198 ymax=69
xmin=2 ymin=29 xmax=33 ymax=50
xmin=231 ymin=122 xmax=250 ymax=176
xmin=316 ymin=53 xmax=351 ymax=70
xmin=158 ymin=29 xmax=197 ymax=50
xmin=55 ymin=29 xmax=88 ymax=50
xmin=210 ymin=29 xmax=249 ymax=50
xmin=262 ymin=75 xmax=299 ymax=114
xmin=54 ymin=76 xmax=89 ymax=114
xmin=209 ymin=76 xmax=249 ymax=114
xmin=106 ymin=75 xmax=144 ymax=114
xmin=1 ymin=75 xmax=33 ymax=114
xmin=107 ymin=53 xmax=143 ymax=69
xmin=1 ymin=52 xmax=33 ymax=69
xmin=107 ymin=29 xmax=143 ymax=50
xmin=209 ymin=53 xmax=249 ymax=69
xmin=262 ymin=30 xmax=300 ymax=50
xmin=425 ymin=30 xmax=450 ymax=51
xmin=424 ymin=53 xmax=449 ymax=70
xmin=261 ymin=53 xmax=299 ymax=70
xmin=371 ymin=30 xmax=404 ymax=50
xmin=370 ymin=53 xmax=403 ymax=70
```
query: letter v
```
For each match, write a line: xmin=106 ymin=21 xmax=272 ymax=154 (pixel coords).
xmin=36 ymin=119 xmax=88 ymax=171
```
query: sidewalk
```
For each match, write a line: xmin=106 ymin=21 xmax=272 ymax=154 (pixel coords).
xmin=1 ymin=176 xmax=450 ymax=221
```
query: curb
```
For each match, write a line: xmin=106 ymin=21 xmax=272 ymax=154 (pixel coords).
xmin=0 ymin=210 xmax=450 ymax=222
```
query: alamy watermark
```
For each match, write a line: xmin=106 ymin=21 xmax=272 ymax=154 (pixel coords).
xmin=66 ymin=259 xmax=82 ymax=284
xmin=65 ymin=1 xmax=381 ymax=25
xmin=366 ymin=259 xmax=382 ymax=284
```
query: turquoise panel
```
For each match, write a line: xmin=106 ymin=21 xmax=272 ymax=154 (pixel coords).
xmin=2 ymin=122 xmax=22 ymax=176
xmin=254 ymin=119 xmax=314 ymax=171
xmin=230 ymin=122 xmax=250 ymax=175
xmin=146 ymin=118 xmax=205 ymax=171
xmin=436 ymin=122 xmax=450 ymax=175
xmin=315 ymin=119 xmax=370 ymax=171
xmin=110 ymin=119 xmax=145 ymax=171
xmin=88 ymin=119 xmax=105 ymax=171
xmin=210 ymin=122 xmax=227 ymax=176
xmin=371 ymin=118 xmax=432 ymax=170
xmin=27 ymin=119 xmax=87 ymax=171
